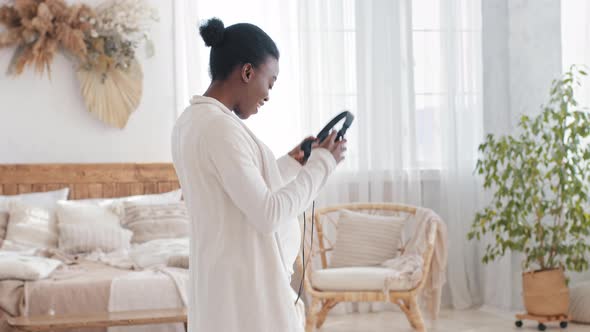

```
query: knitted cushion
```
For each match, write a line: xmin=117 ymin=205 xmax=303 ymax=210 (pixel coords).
xmin=330 ymin=210 xmax=405 ymax=268
xmin=570 ymin=281 xmax=590 ymax=323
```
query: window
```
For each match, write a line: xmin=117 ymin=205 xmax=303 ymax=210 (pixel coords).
xmin=184 ymin=0 xmax=482 ymax=170
xmin=412 ymin=0 xmax=482 ymax=169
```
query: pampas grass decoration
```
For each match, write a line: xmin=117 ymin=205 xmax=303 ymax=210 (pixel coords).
xmin=77 ymin=60 xmax=143 ymax=129
xmin=0 ymin=0 xmax=93 ymax=76
xmin=0 ymin=0 xmax=156 ymax=129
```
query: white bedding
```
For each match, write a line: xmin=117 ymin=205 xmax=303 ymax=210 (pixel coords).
xmin=83 ymin=238 xmax=189 ymax=270
xmin=0 ymin=239 xmax=189 ymax=332
xmin=85 ymin=237 xmax=189 ymax=332
xmin=108 ymin=267 xmax=188 ymax=332
xmin=130 ymin=238 xmax=189 ymax=269
xmin=0 ymin=250 xmax=62 ymax=281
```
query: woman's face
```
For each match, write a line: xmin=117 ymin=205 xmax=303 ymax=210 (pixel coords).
xmin=234 ymin=56 xmax=279 ymax=119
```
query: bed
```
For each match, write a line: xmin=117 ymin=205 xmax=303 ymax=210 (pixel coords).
xmin=0 ymin=163 xmax=188 ymax=332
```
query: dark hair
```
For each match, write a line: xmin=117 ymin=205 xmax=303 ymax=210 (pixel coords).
xmin=199 ymin=18 xmax=280 ymax=81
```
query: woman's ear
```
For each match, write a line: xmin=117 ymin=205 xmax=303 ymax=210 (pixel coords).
xmin=241 ymin=63 xmax=254 ymax=82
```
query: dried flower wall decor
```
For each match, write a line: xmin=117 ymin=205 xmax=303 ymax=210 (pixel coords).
xmin=0 ymin=0 xmax=158 ymax=129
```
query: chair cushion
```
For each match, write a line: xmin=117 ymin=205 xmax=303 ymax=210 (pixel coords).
xmin=329 ymin=209 xmax=406 ymax=268
xmin=570 ymin=281 xmax=590 ymax=323
xmin=311 ymin=266 xmax=420 ymax=292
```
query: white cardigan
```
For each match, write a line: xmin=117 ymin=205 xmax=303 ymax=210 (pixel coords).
xmin=171 ymin=96 xmax=337 ymax=332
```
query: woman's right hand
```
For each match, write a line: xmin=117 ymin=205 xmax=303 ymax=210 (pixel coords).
xmin=317 ymin=130 xmax=347 ymax=163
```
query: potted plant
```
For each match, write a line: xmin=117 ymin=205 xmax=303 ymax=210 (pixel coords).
xmin=468 ymin=66 xmax=590 ymax=322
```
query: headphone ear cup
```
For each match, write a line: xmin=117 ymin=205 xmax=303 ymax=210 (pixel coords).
xmin=337 ymin=128 xmax=348 ymax=141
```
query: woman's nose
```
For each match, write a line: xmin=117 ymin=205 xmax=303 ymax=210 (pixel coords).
xmin=264 ymin=96 xmax=269 ymax=102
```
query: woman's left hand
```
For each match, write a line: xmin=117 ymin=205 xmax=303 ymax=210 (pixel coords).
xmin=288 ymin=136 xmax=319 ymax=165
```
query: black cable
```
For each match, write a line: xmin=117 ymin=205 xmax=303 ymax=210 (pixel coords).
xmin=295 ymin=201 xmax=315 ymax=305
xmin=295 ymin=211 xmax=306 ymax=304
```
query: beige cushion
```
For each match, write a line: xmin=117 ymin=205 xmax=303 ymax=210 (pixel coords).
xmin=58 ymin=223 xmax=132 ymax=254
xmin=0 ymin=189 xmax=68 ymax=250
xmin=329 ymin=210 xmax=406 ymax=268
xmin=2 ymin=202 xmax=58 ymax=251
xmin=570 ymin=281 xmax=590 ymax=323
xmin=311 ymin=267 xmax=418 ymax=291
xmin=122 ymin=202 xmax=189 ymax=243
xmin=56 ymin=201 xmax=131 ymax=253
xmin=0 ymin=212 xmax=8 ymax=248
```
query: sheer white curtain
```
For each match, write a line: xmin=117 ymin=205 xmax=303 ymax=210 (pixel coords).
xmin=174 ymin=0 xmax=484 ymax=313
xmin=562 ymin=0 xmax=590 ymax=109
xmin=561 ymin=0 xmax=590 ymax=287
xmin=435 ymin=0 xmax=483 ymax=310
xmin=298 ymin=0 xmax=485 ymax=313
xmin=298 ymin=0 xmax=423 ymax=314
xmin=297 ymin=0 xmax=422 ymax=208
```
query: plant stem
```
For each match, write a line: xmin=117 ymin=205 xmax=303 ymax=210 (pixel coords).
xmin=536 ymin=208 xmax=546 ymax=270
xmin=550 ymin=111 xmax=568 ymax=268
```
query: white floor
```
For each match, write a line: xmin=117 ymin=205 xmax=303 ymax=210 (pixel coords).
xmin=319 ymin=309 xmax=590 ymax=331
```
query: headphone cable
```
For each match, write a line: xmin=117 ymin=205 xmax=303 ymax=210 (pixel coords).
xmin=295 ymin=201 xmax=315 ymax=305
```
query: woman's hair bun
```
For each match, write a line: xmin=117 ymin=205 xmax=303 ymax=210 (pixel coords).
xmin=199 ymin=17 xmax=225 ymax=47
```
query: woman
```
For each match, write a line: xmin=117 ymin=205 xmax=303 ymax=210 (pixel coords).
xmin=171 ymin=18 xmax=346 ymax=332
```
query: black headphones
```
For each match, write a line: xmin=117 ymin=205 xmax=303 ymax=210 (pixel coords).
xmin=300 ymin=111 xmax=355 ymax=163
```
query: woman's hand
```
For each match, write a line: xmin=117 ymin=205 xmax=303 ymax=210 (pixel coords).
xmin=318 ymin=130 xmax=347 ymax=164
xmin=288 ymin=136 xmax=318 ymax=165
xmin=289 ymin=131 xmax=347 ymax=165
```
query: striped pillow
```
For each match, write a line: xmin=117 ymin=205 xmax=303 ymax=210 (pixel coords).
xmin=329 ymin=210 xmax=406 ymax=268
xmin=121 ymin=202 xmax=189 ymax=244
xmin=58 ymin=223 xmax=132 ymax=254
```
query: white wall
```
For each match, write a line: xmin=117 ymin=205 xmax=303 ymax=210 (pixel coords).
xmin=508 ymin=0 xmax=562 ymax=124
xmin=0 ymin=0 xmax=176 ymax=163
xmin=482 ymin=0 xmax=511 ymax=135
xmin=481 ymin=0 xmax=563 ymax=311
xmin=483 ymin=0 xmax=562 ymax=135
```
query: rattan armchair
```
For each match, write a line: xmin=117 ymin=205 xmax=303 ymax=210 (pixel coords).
xmin=296 ymin=203 xmax=437 ymax=332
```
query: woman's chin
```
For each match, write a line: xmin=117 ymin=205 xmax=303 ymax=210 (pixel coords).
xmin=235 ymin=107 xmax=258 ymax=119
xmin=237 ymin=112 xmax=252 ymax=120
xmin=247 ymin=108 xmax=259 ymax=118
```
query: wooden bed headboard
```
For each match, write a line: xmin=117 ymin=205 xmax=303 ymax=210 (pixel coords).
xmin=0 ymin=163 xmax=181 ymax=199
